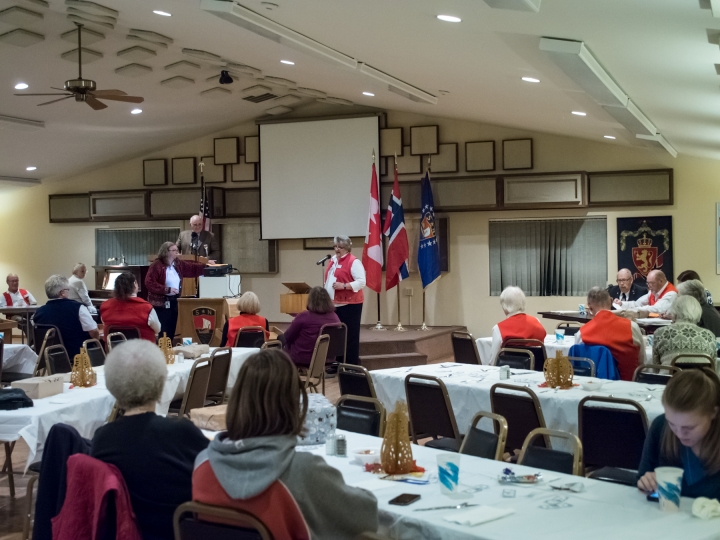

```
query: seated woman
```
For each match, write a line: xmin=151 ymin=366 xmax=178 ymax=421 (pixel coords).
xmin=283 ymin=286 xmax=340 ymax=367
xmin=488 ymin=286 xmax=546 ymax=363
xmin=193 ymin=349 xmax=378 ymax=540
xmin=220 ymin=291 xmax=269 ymax=347
xmin=677 ymin=269 xmax=713 ymax=306
xmin=91 ymin=340 xmax=209 ymax=540
xmin=100 ymin=271 xmax=161 ymax=342
xmin=652 ymin=296 xmax=717 ymax=365
xmin=677 ymin=279 xmax=720 ymax=338
xmin=637 ymin=368 xmax=720 ymax=500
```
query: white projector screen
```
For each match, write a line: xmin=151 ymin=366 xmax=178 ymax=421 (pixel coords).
xmin=259 ymin=116 xmax=379 ymax=240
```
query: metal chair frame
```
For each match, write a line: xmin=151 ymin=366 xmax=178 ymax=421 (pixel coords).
xmin=320 ymin=322 xmax=348 ymax=364
xmin=671 ymin=353 xmax=715 ymax=370
xmin=496 ymin=347 xmax=535 ymax=370
xmin=105 ymin=332 xmax=127 ymax=353
xmin=260 ymin=340 xmax=282 ymax=350
xmin=175 ymin=357 xmax=213 ymax=417
xmin=568 ymin=356 xmax=596 ymax=378
xmin=451 ymin=331 xmax=483 ymax=365
xmin=299 ymin=334 xmax=330 ymax=394
xmin=206 ymin=347 xmax=232 ymax=405
xmin=632 ymin=363 xmax=680 ymax=384
xmin=501 ymin=338 xmax=547 ymax=370
xmin=82 ymin=338 xmax=106 ymax=367
xmin=173 ymin=501 xmax=273 ymax=540
xmin=43 ymin=344 xmax=73 ymax=375
xmin=459 ymin=411 xmax=508 ymax=461
xmin=490 ymin=383 xmax=549 ymax=451
xmin=404 ymin=373 xmax=461 ymax=445
xmin=336 ymin=395 xmax=386 ymax=437
xmin=234 ymin=326 xmax=266 ymax=348
xmin=337 ymin=363 xmax=377 ymax=399
xmin=517 ymin=428 xmax=584 ymax=476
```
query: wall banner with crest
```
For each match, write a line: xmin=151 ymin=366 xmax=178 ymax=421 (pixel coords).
xmin=617 ymin=216 xmax=674 ymax=287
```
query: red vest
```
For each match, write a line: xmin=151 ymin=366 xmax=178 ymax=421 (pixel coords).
xmin=649 ymin=282 xmax=677 ymax=306
xmin=3 ymin=289 xmax=29 ymax=306
xmin=226 ymin=313 xmax=269 ymax=347
xmin=325 ymin=254 xmax=364 ymax=305
xmin=100 ymin=297 xmax=156 ymax=343
xmin=497 ymin=313 xmax=546 ymax=342
xmin=580 ymin=310 xmax=639 ymax=381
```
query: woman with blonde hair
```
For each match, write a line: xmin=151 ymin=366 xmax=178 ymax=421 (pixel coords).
xmin=637 ymin=368 xmax=720 ymax=499
xmin=220 ymin=291 xmax=269 ymax=346
xmin=192 ymin=349 xmax=378 ymax=539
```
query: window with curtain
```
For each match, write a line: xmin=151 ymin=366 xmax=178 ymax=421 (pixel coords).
xmin=489 ymin=218 xmax=607 ymax=296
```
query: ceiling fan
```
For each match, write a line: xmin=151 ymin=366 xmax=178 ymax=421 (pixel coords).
xmin=14 ymin=23 xmax=144 ymax=110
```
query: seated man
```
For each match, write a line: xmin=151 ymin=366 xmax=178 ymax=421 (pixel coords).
xmin=677 ymin=279 xmax=720 ymax=338
xmin=617 ymin=269 xmax=677 ymax=314
xmin=34 ymin=275 xmax=99 ymax=357
xmin=0 ymin=273 xmax=36 ymax=308
xmin=489 ymin=286 xmax=546 ymax=363
xmin=608 ymin=268 xmax=647 ymax=304
xmin=575 ymin=287 xmax=646 ymax=381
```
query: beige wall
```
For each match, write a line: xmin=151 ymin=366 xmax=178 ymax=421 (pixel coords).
xmin=2 ymin=109 xmax=719 ymax=338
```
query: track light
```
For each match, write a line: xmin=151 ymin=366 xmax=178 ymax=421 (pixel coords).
xmin=219 ymin=70 xmax=233 ymax=84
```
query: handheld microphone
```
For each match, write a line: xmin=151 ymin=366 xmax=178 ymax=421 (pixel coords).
xmin=316 ymin=254 xmax=331 ymax=265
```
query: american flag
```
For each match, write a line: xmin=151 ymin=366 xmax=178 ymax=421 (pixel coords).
xmin=199 ymin=174 xmax=211 ymax=232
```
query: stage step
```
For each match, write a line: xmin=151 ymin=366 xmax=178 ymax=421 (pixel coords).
xmin=359 ymin=352 xmax=428 ymax=371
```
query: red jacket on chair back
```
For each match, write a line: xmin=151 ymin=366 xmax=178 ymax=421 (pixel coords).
xmin=498 ymin=313 xmax=546 ymax=342
xmin=579 ymin=310 xmax=639 ymax=381
xmin=51 ymin=454 xmax=142 ymax=540
xmin=100 ymin=297 xmax=156 ymax=342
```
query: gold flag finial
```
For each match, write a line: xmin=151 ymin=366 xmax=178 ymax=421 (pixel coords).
xmin=199 ymin=161 xmax=205 ymax=173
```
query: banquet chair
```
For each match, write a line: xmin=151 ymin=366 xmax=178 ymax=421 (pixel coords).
xmin=174 ymin=501 xmax=272 ymax=540
xmin=451 ymin=331 xmax=482 ymax=365
xmin=568 ymin=357 xmax=595 ymax=377
xmin=107 ymin=402 xmax=125 ymax=423
xmin=405 ymin=374 xmax=463 ymax=452
xmin=336 ymin=395 xmax=386 ymax=437
xmin=633 ymin=364 xmax=679 ymax=385
xmin=321 ymin=322 xmax=348 ymax=365
xmin=31 ymin=323 xmax=64 ymax=376
xmin=260 ymin=340 xmax=282 ymax=350
xmin=459 ymin=411 xmax=508 ymax=461
xmin=105 ymin=332 xmax=127 ymax=353
xmin=556 ymin=322 xmax=581 ymax=337
xmin=205 ymin=347 xmax=232 ymax=406
xmin=496 ymin=348 xmax=534 ymax=370
xmin=517 ymin=428 xmax=583 ymax=476
xmin=169 ymin=357 xmax=212 ymax=417
xmin=501 ymin=338 xmax=546 ymax=371
xmin=0 ymin=337 xmax=34 ymax=384
xmin=670 ymin=353 xmax=715 ymax=370
xmin=234 ymin=326 xmax=266 ymax=348
xmin=490 ymin=383 xmax=548 ymax=456
xmin=568 ymin=344 xmax=619 ymax=380
xmin=104 ymin=325 xmax=142 ymax=342
xmin=82 ymin=338 xmax=106 ymax=367
xmin=578 ymin=396 xmax=648 ymax=486
xmin=338 ymin=363 xmax=377 ymax=399
xmin=299 ymin=334 xmax=330 ymax=395
xmin=43 ymin=344 xmax=73 ymax=375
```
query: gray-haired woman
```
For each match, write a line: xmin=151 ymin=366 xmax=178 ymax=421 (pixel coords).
xmin=652 ymin=296 xmax=717 ymax=366
xmin=91 ymin=340 xmax=208 ymax=540
xmin=67 ymin=263 xmax=97 ymax=314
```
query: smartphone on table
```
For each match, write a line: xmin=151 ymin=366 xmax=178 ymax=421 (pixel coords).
xmin=389 ymin=493 xmax=421 ymax=506
xmin=646 ymin=491 xmax=659 ymax=502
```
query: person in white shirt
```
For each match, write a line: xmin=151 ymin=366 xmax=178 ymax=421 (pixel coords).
xmin=617 ymin=269 xmax=678 ymax=314
xmin=0 ymin=274 xmax=36 ymax=308
xmin=68 ymin=263 xmax=97 ymax=315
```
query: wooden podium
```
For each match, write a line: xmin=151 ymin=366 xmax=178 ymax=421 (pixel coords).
xmin=280 ymin=282 xmax=311 ymax=316
xmin=179 ymin=254 xmax=208 ymax=297
xmin=176 ymin=298 xmax=229 ymax=346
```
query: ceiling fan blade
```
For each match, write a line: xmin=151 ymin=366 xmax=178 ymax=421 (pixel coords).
xmin=93 ymin=94 xmax=144 ymax=103
xmin=15 ymin=93 xmax=73 ymax=96
xmin=85 ymin=95 xmax=107 ymax=110
xmin=91 ymin=89 xmax=127 ymax=97
xmin=51 ymin=87 xmax=68 ymax=92
xmin=38 ymin=96 xmax=75 ymax=106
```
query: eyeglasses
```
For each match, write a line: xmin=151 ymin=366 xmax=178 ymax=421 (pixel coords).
xmin=617 ymin=278 xmax=631 ymax=283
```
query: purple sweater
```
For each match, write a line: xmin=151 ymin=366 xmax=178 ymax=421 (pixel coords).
xmin=284 ymin=310 xmax=340 ymax=366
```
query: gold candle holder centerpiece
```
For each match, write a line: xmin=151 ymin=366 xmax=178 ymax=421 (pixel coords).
xmin=71 ymin=348 xmax=97 ymax=387
xmin=381 ymin=401 xmax=414 ymax=475
xmin=543 ymin=350 xmax=574 ymax=389
xmin=158 ymin=333 xmax=175 ymax=365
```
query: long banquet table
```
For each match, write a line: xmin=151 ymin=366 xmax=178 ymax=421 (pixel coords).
xmin=3 ymin=344 xmax=37 ymax=374
xmin=370 ymin=364 xmax=665 ymax=442
xmin=299 ymin=430 xmax=718 ymax=540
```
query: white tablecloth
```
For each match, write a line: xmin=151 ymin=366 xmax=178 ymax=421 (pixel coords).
xmin=3 ymin=344 xmax=37 ymax=374
xmin=302 ymin=431 xmax=718 ymax=540
xmin=475 ymin=334 xmax=652 ymax=366
xmin=371 ymin=364 xmax=665 ymax=442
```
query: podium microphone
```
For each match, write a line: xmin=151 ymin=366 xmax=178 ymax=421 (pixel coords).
xmin=316 ymin=254 xmax=331 ymax=265
xmin=191 ymin=231 xmax=198 ymax=253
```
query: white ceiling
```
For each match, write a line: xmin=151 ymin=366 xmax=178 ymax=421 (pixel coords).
xmin=1 ymin=0 xmax=719 ymax=181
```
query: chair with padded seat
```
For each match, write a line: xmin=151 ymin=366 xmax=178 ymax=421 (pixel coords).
xmin=336 ymin=395 xmax=386 ymax=437
xmin=671 ymin=353 xmax=715 ymax=370
xmin=517 ymin=428 xmax=583 ymax=476
xmin=569 ymin=356 xmax=595 ymax=378
xmin=43 ymin=344 xmax=73 ymax=375
xmin=234 ymin=326 xmax=266 ymax=348
xmin=496 ymin=348 xmax=534 ymax=370
xmin=633 ymin=364 xmax=679 ymax=385
xmin=105 ymin=332 xmax=127 ymax=353
xmin=490 ymin=383 xmax=548 ymax=457
xmin=451 ymin=331 xmax=482 ymax=365
xmin=299 ymin=334 xmax=330 ymax=394
xmin=338 ymin=363 xmax=377 ymax=399
xmin=31 ymin=322 xmax=64 ymax=376
xmin=501 ymin=338 xmax=546 ymax=371
xmin=260 ymin=340 xmax=282 ymax=350
xmin=405 ymin=374 xmax=462 ymax=452
xmin=205 ymin=347 xmax=232 ymax=406
xmin=320 ymin=322 xmax=348 ymax=365
xmin=169 ymin=357 xmax=212 ymax=417
xmin=459 ymin=411 xmax=508 ymax=461
xmin=82 ymin=338 xmax=106 ymax=367
xmin=174 ymin=501 xmax=272 ymax=540
xmin=578 ymin=395 xmax=648 ymax=486
xmin=556 ymin=322 xmax=581 ymax=337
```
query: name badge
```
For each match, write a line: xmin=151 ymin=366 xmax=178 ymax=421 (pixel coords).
xmin=165 ymin=301 xmax=170 ymax=309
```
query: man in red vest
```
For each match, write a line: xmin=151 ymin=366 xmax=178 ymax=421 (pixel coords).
xmin=617 ymin=269 xmax=677 ymax=314
xmin=575 ymin=287 xmax=646 ymax=381
xmin=488 ymin=286 xmax=547 ymax=364
xmin=0 ymin=274 xmax=36 ymax=308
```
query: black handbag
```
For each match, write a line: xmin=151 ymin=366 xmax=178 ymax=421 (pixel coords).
xmin=0 ymin=388 xmax=33 ymax=410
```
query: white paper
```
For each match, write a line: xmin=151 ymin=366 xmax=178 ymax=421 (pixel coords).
xmin=443 ymin=505 xmax=515 ymax=526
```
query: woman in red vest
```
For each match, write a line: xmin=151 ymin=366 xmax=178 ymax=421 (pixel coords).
xmin=488 ymin=286 xmax=546 ymax=364
xmin=221 ymin=291 xmax=269 ymax=347
xmin=100 ymin=272 xmax=160 ymax=343
xmin=323 ymin=235 xmax=366 ymax=365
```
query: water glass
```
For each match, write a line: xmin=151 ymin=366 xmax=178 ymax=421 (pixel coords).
xmin=655 ymin=467 xmax=683 ymax=512
xmin=555 ymin=328 xmax=566 ymax=343
xmin=437 ymin=454 xmax=460 ymax=494
xmin=176 ymin=352 xmax=184 ymax=364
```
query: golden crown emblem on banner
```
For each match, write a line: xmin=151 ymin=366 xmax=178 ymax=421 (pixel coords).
xmin=636 ymin=234 xmax=653 ymax=247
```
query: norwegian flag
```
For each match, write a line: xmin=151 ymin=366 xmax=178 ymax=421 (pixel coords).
xmin=199 ymin=176 xmax=211 ymax=232
xmin=383 ymin=163 xmax=409 ymax=290
xmin=361 ymin=162 xmax=383 ymax=293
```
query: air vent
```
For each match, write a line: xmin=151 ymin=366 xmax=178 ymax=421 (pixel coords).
xmin=243 ymin=93 xmax=277 ymax=103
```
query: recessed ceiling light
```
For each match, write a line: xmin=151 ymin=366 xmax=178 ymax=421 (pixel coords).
xmin=14 ymin=83 xmax=28 ymax=90
xmin=571 ymin=111 xmax=586 ymax=116
xmin=604 ymin=135 xmax=616 ymax=139
xmin=437 ymin=15 xmax=461 ymax=22
xmin=26 ymin=166 xmax=36 ymax=171
xmin=153 ymin=10 xmax=171 ymax=16
xmin=131 ymin=108 xmax=143 ymax=114
xmin=280 ymin=60 xmax=295 ymax=65
xmin=362 ymin=92 xmax=374 ymax=97
xmin=522 ymin=77 xmax=540 ymax=83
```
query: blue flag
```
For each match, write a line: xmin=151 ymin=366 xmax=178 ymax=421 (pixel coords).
xmin=418 ymin=171 xmax=441 ymax=288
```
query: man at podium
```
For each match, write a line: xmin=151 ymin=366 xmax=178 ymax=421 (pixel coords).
xmin=177 ymin=214 xmax=220 ymax=261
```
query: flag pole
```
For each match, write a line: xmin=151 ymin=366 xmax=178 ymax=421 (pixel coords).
xmin=391 ymin=152 xmax=407 ymax=332
xmin=371 ymin=149 xmax=386 ymax=331
xmin=420 ymin=155 xmax=432 ymax=331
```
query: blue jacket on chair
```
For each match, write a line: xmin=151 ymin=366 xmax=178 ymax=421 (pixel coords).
xmin=569 ymin=344 xmax=620 ymax=380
